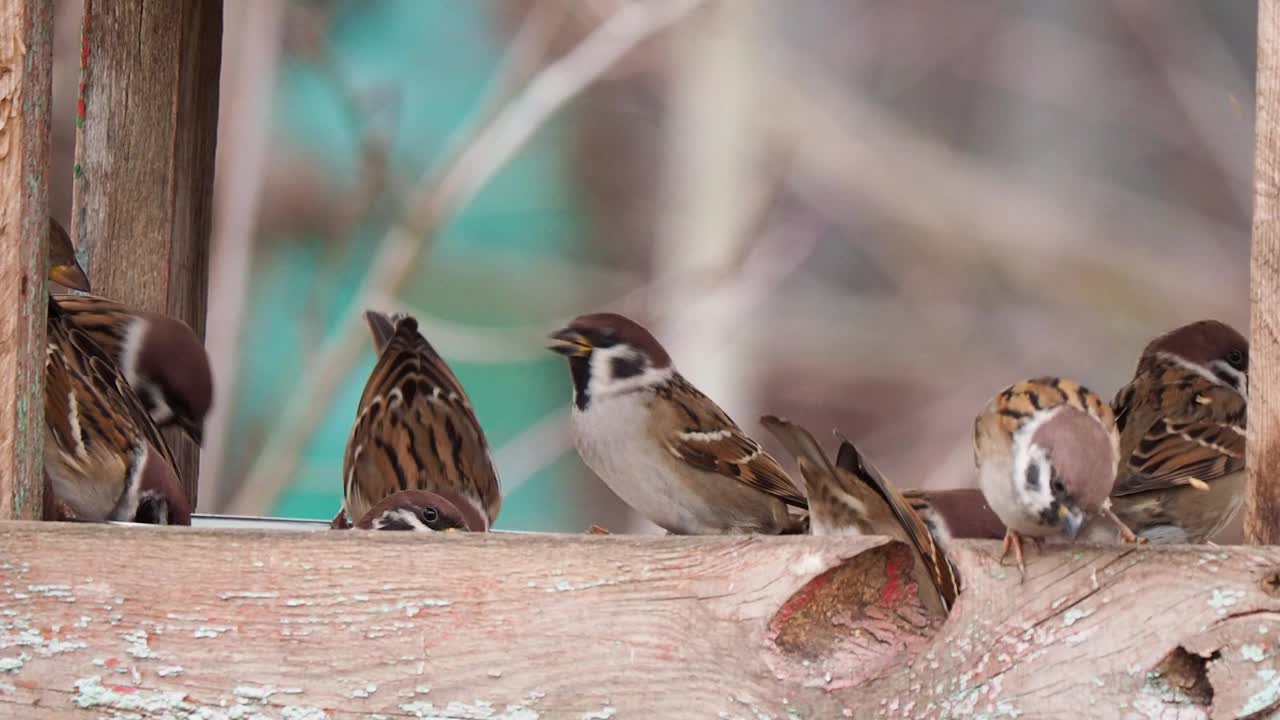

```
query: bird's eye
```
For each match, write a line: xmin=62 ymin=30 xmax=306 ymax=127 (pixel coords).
xmin=420 ymin=508 xmax=439 ymax=524
xmin=1226 ymin=350 xmax=1247 ymax=370
xmin=1051 ymin=478 xmax=1065 ymax=495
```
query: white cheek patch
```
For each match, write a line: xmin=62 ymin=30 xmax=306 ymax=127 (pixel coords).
xmin=588 ymin=346 xmax=673 ymax=399
xmin=1208 ymin=360 xmax=1248 ymax=400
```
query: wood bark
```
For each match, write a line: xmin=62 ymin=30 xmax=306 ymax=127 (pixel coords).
xmin=1252 ymin=0 xmax=1280 ymax=545
xmin=70 ymin=0 xmax=222 ymax=508
xmin=0 ymin=0 xmax=52 ymax=521
xmin=1 ymin=527 xmax=1279 ymax=719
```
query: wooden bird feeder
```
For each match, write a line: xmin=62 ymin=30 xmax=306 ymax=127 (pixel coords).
xmin=3 ymin=1 xmax=1280 ymax=718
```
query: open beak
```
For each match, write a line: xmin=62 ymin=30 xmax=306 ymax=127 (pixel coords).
xmin=548 ymin=328 xmax=592 ymax=358
xmin=1059 ymin=504 xmax=1085 ymax=541
xmin=48 ymin=263 xmax=91 ymax=293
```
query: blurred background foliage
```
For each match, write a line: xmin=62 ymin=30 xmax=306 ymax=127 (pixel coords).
xmin=48 ymin=0 xmax=1258 ymax=538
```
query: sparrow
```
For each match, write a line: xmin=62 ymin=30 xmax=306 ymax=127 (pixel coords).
xmin=352 ymin=490 xmax=477 ymax=531
xmin=337 ymin=311 xmax=501 ymax=532
xmin=1103 ymin=320 xmax=1248 ymax=544
xmin=762 ymin=415 xmax=958 ymax=613
xmin=44 ymin=296 xmax=191 ymax=525
xmin=51 ymin=294 xmax=213 ymax=446
xmin=43 ymin=220 xmax=190 ymax=525
xmin=548 ymin=313 xmax=806 ymax=535
xmin=975 ymin=377 xmax=1135 ymax=576
xmin=46 ymin=217 xmax=212 ymax=446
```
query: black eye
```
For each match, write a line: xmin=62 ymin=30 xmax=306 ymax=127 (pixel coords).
xmin=1226 ymin=350 xmax=1247 ymax=371
xmin=419 ymin=508 xmax=439 ymax=524
xmin=1051 ymin=478 xmax=1065 ymax=494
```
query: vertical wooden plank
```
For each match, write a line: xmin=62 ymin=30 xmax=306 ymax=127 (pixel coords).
xmin=1249 ymin=0 xmax=1280 ymax=544
xmin=71 ymin=0 xmax=223 ymax=508
xmin=0 ymin=0 xmax=52 ymax=520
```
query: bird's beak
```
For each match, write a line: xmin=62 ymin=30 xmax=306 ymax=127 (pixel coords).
xmin=48 ymin=263 xmax=91 ymax=293
xmin=548 ymin=328 xmax=591 ymax=358
xmin=1060 ymin=504 xmax=1085 ymax=541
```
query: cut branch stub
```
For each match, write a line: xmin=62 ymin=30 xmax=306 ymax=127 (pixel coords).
xmin=768 ymin=540 xmax=945 ymax=690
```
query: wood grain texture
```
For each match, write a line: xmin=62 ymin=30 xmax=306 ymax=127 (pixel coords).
xmin=1251 ymin=0 xmax=1280 ymax=545
xmin=0 ymin=0 xmax=52 ymax=521
xmin=70 ymin=0 xmax=222 ymax=508
xmin=2 ymin=527 xmax=1280 ymax=719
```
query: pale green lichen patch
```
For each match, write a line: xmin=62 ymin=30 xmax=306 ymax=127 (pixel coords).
xmin=1208 ymin=588 xmax=1246 ymax=615
xmin=219 ymin=591 xmax=279 ymax=600
xmin=72 ymin=676 xmax=187 ymax=713
xmin=1063 ymin=608 xmax=1093 ymax=627
xmin=0 ymin=654 xmax=28 ymax=673
xmin=1242 ymin=668 xmax=1280 ymax=716
xmin=280 ymin=706 xmax=330 ymax=720
xmin=157 ymin=666 xmax=184 ymax=677
xmin=1242 ymin=644 xmax=1268 ymax=662
xmin=581 ymin=706 xmax=616 ymax=719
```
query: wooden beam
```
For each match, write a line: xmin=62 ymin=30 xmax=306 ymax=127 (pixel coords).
xmin=1 ymin=527 xmax=1278 ymax=717
xmin=1251 ymin=0 xmax=1280 ymax=544
xmin=0 ymin=0 xmax=52 ymax=521
xmin=71 ymin=0 xmax=222 ymax=509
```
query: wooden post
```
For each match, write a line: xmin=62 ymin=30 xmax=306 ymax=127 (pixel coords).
xmin=71 ymin=0 xmax=223 ymax=508
xmin=1251 ymin=0 xmax=1280 ymax=544
xmin=0 ymin=0 xmax=53 ymax=521
xmin=1 ymin=528 xmax=1279 ymax=717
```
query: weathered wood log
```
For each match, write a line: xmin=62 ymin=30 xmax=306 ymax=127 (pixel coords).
xmin=1 ymin=525 xmax=1278 ymax=719
xmin=0 ymin=0 xmax=52 ymax=521
xmin=1251 ymin=0 xmax=1280 ymax=545
xmin=70 ymin=0 xmax=222 ymax=507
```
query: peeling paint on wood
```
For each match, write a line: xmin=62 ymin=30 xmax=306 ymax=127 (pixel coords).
xmin=0 ymin=526 xmax=1279 ymax=717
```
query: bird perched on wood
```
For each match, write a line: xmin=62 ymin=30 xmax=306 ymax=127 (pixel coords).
xmin=762 ymin=415 xmax=958 ymax=614
xmin=336 ymin=311 xmax=501 ymax=532
xmin=1101 ymin=320 xmax=1248 ymax=544
xmin=51 ymin=294 xmax=212 ymax=447
xmin=44 ymin=298 xmax=191 ymax=525
xmin=353 ymin=490 xmax=479 ymax=531
xmin=46 ymin=218 xmax=213 ymax=446
xmin=975 ymin=377 xmax=1135 ymax=576
xmin=43 ymin=220 xmax=191 ymax=525
xmin=548 ymin=313 xmax=806 ymax=535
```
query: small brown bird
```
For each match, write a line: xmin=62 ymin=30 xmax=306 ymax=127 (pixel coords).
xmin=549 ymin=313 xmax=806 ymax=535
xmin=51 ymin=294 xmax=213 ymax=446
xmin=353 ymin=490 xmax=478 ymax=531
xmin=43 ymin=220 xmax=190 ymax=525
xmin=46 ymin=218 xmax=212 ymax=446
xmin=1105 ymin=320 xmax=1247 ymax=544
xmin=338 ymin=311 xmax=501 ymax=532
xmin=762 ymin=416 xmax=958 ymax=613
xmin=975 ymin=377 xmax=1135 ymax=575
xmin=44 ymin=297 xmax=191 ymax=525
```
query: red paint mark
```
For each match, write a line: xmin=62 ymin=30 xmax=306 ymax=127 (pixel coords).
xmin=879 ymin=552 xmax=911 ymax=607
xmin=13 ymin=679 xmax=36 ymax=690
xmin=78 ymin=6 xmax=90 ymax=127
xmin=771 ymin=568 xmax=834 ymax=629
xmin=105 ymin=684 xmax=137 ymax=694
xmin=104 ymin=657 xmax=119 ymax=668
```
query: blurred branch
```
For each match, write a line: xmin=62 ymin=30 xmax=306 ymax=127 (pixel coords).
xmin=200 ymin=0 xmax=286 ymax=510
xmin=767 ymin=48 xmax=1247 ymax=329
xmin=224 ymin=0 xmax=706 ymax=515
